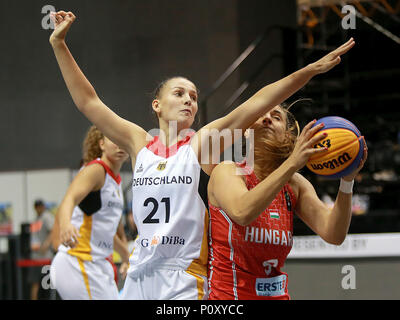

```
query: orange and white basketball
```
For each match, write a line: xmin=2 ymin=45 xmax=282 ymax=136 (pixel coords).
xmin=306 ymin=116 xmax=365 ymax=178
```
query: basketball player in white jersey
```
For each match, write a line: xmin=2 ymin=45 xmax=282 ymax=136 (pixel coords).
xmin=50 ymin=126 xmax=130 ymax=299
xmin=49 ymin=10 xmax=354 ymax=299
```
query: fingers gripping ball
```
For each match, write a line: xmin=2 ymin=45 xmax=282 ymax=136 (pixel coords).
xmin=306 ymin=116 xmax=365 ymax=178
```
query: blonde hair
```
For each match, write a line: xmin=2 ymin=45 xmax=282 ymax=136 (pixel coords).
xmin=251 ymin=103 xmax=299 ymax=181
xmin=82 ymin=126 xmax=104 ymax=165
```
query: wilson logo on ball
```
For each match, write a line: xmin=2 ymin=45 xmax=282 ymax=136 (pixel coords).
xmin=306 ymin=117 xmax=364 ymax=179
xmin=309 ymin=152 xmax=352 ymax=171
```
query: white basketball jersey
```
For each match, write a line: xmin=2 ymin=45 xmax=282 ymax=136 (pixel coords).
xmin=58 ymin=159 xmax=124 ymax=261
xmin=128 ymin=135 xmax=209 ymax=278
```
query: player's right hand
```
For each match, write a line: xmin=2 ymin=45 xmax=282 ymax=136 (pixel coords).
xmin=59 ymin=222 xmax=80 ymax=248
xmin=49 ymin=11 xmax=76 ymax=44
xmin=287 ymin=120 xmax=329 ymax=170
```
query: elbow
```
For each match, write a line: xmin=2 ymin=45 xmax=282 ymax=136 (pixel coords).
xmin=75 ymin=98 xmax=93 ymax=113
xmin=74 ymin=92 xmax=99 ymax=113
xmin=230 ymin=209 xmax=256 ymax=227
xmin=234 ymin=217 xmax=252 ymax=227
xmin=323 ymin=234 xmax=347 ymax=246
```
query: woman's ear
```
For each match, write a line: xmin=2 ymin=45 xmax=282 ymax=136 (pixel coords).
xmin=152 ymin=99 xmax=161 ymax=116
xmin=99 ymin=138 xmax=105 ymax=152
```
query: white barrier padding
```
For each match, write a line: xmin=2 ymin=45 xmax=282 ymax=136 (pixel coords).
xmin=288 ymin=233 xmax=400 ymax=258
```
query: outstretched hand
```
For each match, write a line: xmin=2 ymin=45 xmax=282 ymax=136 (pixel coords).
xmin=49 ymin=11 xmax=76 ymax=44
xmin=310 ymin=38 xmax=355 ymax=74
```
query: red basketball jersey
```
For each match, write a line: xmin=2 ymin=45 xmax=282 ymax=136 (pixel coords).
xmin=208 ymin=163 xmax=296 ymax=300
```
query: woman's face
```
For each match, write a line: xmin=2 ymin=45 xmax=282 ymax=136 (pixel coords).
xmin=152 ymin=77 xmax=198 ymax=128
xmin=252 ymin=105 xmax=288 ymax=142
xmin=100 ymin=137 xmax=129 ymax=164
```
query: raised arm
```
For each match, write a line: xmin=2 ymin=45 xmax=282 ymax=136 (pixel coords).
xmin=196 ymin=39 xmax=355 ymax=173
xmin=57 ymin=164 xmax=105 ymax=248
xmin=208 ymin=120 xmax=328 ymax=225
xmin=49 ymin=11 xmax=148 ymax=157
xmin=203 ymin=38 xmax=354 ymax=133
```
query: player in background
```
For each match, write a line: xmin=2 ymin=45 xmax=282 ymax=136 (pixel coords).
xmin=50 ymin=126 xmax=130 ymax=299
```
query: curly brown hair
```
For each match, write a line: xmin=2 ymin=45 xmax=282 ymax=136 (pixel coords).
xmin=82 ymin=126 xmax=104 ymax=165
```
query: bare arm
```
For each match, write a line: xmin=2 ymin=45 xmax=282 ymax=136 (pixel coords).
xmin=113 ymin=233 xmax=129 ymax=264
xmin=50 ymin=214 xmax=61 ymax=251
xmin=49 ymin=11 xmax=148 ymax=157
xmin=113 ymin=221 xmax=130 ymax=279
xmin=293 ymin=174 xmax=350 ymax=245
xmin=208 ymin=120 xmax=329 ymax=226
xmin=295 ymin=141 xmax=368 ymax=245
xmin=116 ymin=219 xmax=128 ymax=244
xmin=203 ymin=39 xmax=354 ymax=133
xmin=195 ymin=39 xmax=355 ymax=174
xmin=57 ymin=164 xmax=105 ymax=247
xmin=209 ymin=161 xmax=297 ymax=226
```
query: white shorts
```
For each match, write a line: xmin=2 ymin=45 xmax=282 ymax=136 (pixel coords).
xmin=50 ymin=251 xmax=118 ymax=300
xmin=119 ymin=262 xmax=208 ymax=300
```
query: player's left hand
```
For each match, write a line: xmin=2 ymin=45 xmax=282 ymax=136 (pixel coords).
xmin=309 ymin=38 xmax=355 ymax=74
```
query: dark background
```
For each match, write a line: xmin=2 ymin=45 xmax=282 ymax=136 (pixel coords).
xmin=0 ymin=0 xmax=295 ymax=171
xmin=1 ymin=0 xmax=399 ymax=234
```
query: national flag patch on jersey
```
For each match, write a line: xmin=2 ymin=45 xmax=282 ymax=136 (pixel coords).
xmin=269 ymin=210 xmax=280 ymax=219
xmin=157 ymin=161 xmax=167 ymax=171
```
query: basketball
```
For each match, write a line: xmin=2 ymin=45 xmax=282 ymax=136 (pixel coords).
xmin=306 ymin=116 xmax=365 ymax=179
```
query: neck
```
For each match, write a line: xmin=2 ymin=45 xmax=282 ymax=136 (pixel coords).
xmin=158 ymin=120 xmax=190 ymax=147
xmin=100 ymin=155 xmax=122 ymax=176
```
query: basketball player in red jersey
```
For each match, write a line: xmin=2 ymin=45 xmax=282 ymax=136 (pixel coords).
xmin=207 ymin=104 xmax=368 ymax=300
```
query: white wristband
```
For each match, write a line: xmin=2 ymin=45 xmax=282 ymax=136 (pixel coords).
xmin=339 ymin=179 xmax=354 ymax=194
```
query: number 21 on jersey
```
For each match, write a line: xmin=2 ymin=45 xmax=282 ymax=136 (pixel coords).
xmin=142 ymin=197 xmax=171 ymax=224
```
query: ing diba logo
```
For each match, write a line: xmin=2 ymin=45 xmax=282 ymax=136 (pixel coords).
xmin=151 ymin=236 xmax=160 ymax=246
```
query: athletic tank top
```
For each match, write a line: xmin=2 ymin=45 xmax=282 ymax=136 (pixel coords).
xmin=127 ymin=134 xmax=209 ymax=278
xmin=208 ymin=162 xmax=296 ymax=300
xmin=58 ymin=159 xmax=124 ymax=261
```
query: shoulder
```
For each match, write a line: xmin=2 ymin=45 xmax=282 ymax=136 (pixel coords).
xmin=210 ymin=161 xmax=242 ymax=178
xmin=74 ymin=162 xmax=106 ymax=190
xmin=208 ymin=161 xmax=247 ymax=208
xmin=209 ymin=161 xmax=246 ymax=191
xmin=82 ymin=162 xmax=107 ymax=175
